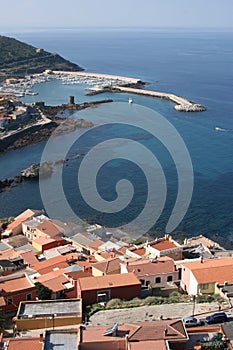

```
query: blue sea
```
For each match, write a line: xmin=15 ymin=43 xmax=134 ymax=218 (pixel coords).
xmin=1 ymin=28 xmax=233 ymax=247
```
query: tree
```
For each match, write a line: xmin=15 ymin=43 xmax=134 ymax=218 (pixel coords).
xmin=35 ymin=282 xmax=52 ymax=300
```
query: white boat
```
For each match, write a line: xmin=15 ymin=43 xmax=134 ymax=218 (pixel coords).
xmin=128 ymin=98 xmax=133 ymax=104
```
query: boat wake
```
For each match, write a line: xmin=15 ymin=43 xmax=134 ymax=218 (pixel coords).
xmin=215 ymin=126 xmax=231 ymax=132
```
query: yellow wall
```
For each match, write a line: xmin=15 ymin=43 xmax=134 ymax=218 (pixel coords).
xmin=16 ymin=315 xmax=82 ymax=331
xmin=31 ymin=240 xmax=43 ymax=253
xmin=199 ymin=282 xmax=215 ymax=295
xmin=92 ymin=267 xmax=120 ymax=277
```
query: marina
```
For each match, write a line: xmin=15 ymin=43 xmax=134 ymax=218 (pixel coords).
xmin=0 ymin=70 xmax=205 ymax=112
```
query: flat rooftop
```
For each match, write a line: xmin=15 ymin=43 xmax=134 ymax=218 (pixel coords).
xmin=43 ymin=330 xmax=78 ymax=350
xmin=18 ymin=299 xmax=81 ymax=318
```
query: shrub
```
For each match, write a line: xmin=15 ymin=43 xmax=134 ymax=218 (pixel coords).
xmin=144 ymin=296 xmax=164 ymax=305
xmin=106 ymin=298 xmax=123 ymax=309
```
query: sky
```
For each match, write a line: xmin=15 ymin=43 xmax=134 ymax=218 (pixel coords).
xmin=0 ymin=0 xmax=233 ymax=30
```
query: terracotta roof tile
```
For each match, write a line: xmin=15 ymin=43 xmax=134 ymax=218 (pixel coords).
xmin=79 ymin=272 xmax=141 ymax=291
xmin=182 ymin=257 xmax=233 ymax=284
xmin=92 ymin=257 xmax=121 ymax=274
xmin=0 ymin=275 xmax=34 ymax=293
xmin=4 ymin=337 xmax=43 ymax=350
xmin=131 ymin=247 xmax=147 ymax=256
xmin=124 ymin=257 xmax=175 ymax=275
xmin=36 ymin=270 xmax=71 ymax=292
xmin=31 ymin=253 xmax=80 ymax=274
xmin=20 ymin=251 xmax=38 ymax=265
xmin=36 ymin=220 xmax=63 ymax=238
xmin=128 ymin=320 xmax=187 ymax=341
xmin=150 ymin=240 xmax=179 ymax=251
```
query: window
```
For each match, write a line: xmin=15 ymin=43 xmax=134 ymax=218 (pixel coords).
xmin=200 ymin=283 xmax=209 ymax=290
xmin=167 ymin=276 xmax=173 ymax=282
xmin=146 ymin=281 xmax=150 ymax=286
xmin=97 ymin=290 xmax=111 ymax=303
xmin=140 ymin=279 xmax=145 ymax=285
xmin=26 ymin=293 xmax=32 ymax=300
xmin=7 ymin=298 xmax=13 ymax=305
xmin=155 ymin=277 xmax=161 ymax=283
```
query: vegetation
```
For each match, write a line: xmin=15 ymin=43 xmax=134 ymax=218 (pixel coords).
xmin=85 ymin=292 xmax=226 ymax=318
xmin=35 ymin=282 xmax=52 ymax=300
xmin=0 ymin=216 xmax=14 ymax=229
xmin=0 ymin=35 xmax=83 ymax=81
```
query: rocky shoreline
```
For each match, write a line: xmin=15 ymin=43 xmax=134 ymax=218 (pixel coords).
xmin=0 ymin=99 xmax=112 ymax=153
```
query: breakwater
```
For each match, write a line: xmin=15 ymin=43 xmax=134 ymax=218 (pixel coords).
xmin=52 ymin=70 xmax=143 ymax=85
xmin=112 ymin=86 xmax=206 ymax=112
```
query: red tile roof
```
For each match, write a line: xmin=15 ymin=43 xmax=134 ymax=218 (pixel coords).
xmin=182 ymin=257 xmax=233 ymax=284
xmin=128 ymin=320 xmax=187 ymax=341
xmin=124 ymin=257 xmax=175 ymax=275
xmin=92 ymin=257 xmax=121 ymax=274
xmin=66 ymin=271 xmax=92 ymax=280
xmin=20 ymin=251 xmax=38 ymax=265
xmin=31 ymin=253 xmax=80 ymax=275
xmin=149 ymin=239 xmax=179 ymax=251
xmin=131 ymin=247 xmax=146 ymax=256
xmin=4 ymin=337 xmax=43 ymax=350
xmin=0 ymin=275 xmax=34 ymax=293
xmin=88 ymin=239 xmax=104 ymax=250
xmin=78 ymin=272 xmax=141 ymax=291
xmin=36 ymin=220 xmax=63 ymax=238
xmin=36 ymin=270 xmax=71 ymax=293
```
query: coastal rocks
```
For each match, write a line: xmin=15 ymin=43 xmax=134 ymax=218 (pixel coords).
xmin=0 ymin=178 xmax=14 ymax=191
xmin=174 ymin=104 xmax=206 ymax=112
xmin=21 ymin=162 xmax=53 ymax=179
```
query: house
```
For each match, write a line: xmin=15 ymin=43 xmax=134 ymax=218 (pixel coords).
xmin=22 ymin=215 xmax=49 ymax=240
xmin=1 ymin=336 xmax=44 ymax=350
xmin=34 ymin=269 xmax=75 ymax=299
xmin=0 ymin=274 xmax=37 ymax=312
xmin=31 ymin=252 xmax=81 ymax=275
xmin=184 ymin=235 xmax=220 ymax=250
xmin=91 ymin=257 xmax=121 ymax=276
xmin=146 ymin=235 xmax=182 ymax=261
xmin=15 ymin=299 xmax=82 ymax=331
xmin=3 ymin=209 xmax=42 ymax=236
xmin=76 ymin=272 xmax=141 ymax=306
xmin=70 ymin=232 xmax=102 ymax=254
xmin=120 ymin=257 xmax=179 ymax=288
xmin=32 ymin=236 xmax=66 ymax=253
xmin=180 ymin=257 xmax=233 ymax=295
xmin=79 ymin=319 xmax=188 ymax=350
xmin=126 ymin=235 xmax=182 ymax=261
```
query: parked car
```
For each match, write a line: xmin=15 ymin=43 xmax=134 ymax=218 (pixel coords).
xmin=205 ymin=312 xmax=228 ymax=324
xmin=183 ymin=317 xmax=202 ymax=327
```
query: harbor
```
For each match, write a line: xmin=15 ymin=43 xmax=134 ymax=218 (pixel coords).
xmin=0 ymin=70 xmax=205 ymax=112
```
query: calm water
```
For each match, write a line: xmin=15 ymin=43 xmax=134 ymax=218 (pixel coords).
xmin=1 ymin=29 xmax=233 ymax=247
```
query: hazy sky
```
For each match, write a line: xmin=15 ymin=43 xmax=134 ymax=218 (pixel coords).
xmin=1 ymin=0 xmax=233 ymax=30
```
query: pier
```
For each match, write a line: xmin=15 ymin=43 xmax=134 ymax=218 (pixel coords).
xmin=51 ymin=71 xmax=205 ymax=112
xmin=52 ymin=70 xmax=143 ymax=85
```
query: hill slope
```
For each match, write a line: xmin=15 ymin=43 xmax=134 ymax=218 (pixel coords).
xmin=0 ymin=35 xmax=83 ymax=80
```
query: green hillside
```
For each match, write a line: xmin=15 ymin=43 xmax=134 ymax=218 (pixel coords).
xmin=0 ymin=35 xmax=83 ymax=80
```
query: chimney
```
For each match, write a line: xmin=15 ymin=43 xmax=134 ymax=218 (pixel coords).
xmin=164 ymin=328 xmax=168 ymax=337
xmin=39 ymin=333 xmax=43 ymax=343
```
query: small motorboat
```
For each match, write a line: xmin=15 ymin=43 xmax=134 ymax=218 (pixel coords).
xmin=128 ymin=98 xmax=133 ymax=104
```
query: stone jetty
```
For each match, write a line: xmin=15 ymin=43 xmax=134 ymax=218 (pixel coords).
xmin=113 ymin=86 xmax=206 ymax=112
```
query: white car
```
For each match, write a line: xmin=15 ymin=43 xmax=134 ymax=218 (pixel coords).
xmin=183 ymin=317 xmax=202 ymax=327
